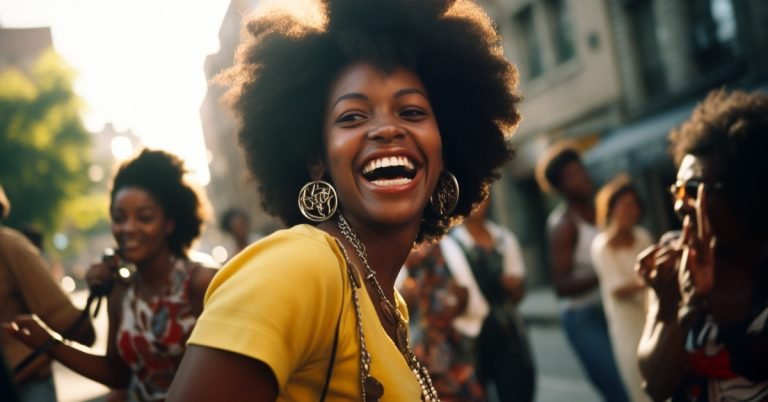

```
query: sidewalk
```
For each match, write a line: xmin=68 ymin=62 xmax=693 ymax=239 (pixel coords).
xmin=519 ymin=286 xmax=561 ymax=325
xmin=518 ymin=287 xmax=603 ymax=402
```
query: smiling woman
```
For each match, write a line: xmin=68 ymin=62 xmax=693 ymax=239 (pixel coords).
xmin=6 ymin=149 xmax=218 ymax=402
xmin=166 ymin=1 xmax=520 ymax=401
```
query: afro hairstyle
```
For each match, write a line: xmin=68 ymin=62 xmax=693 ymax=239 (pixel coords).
xmin=669 ymin=89 xmax=768 ymax=236
xmin=110 ymin=149 xmax=210 ymax=256
xmin=220 ymin=0 xmax=521 ymax=242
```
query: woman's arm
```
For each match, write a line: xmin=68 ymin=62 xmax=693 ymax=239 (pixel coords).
xmin=637 ymin=290 xmax=693 ymax=401
xmin=167 ymin=345 xmax=278 ymax=402
xmin=5 ymin=288 xmax=132 ymax=388
xmin=500 ymin=230 xmax=526 ymax=303
xmin=635 ymin=241 xmax=691 ymax=401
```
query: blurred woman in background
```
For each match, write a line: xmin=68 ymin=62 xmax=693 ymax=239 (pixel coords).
xmin=7 ymin=149 xmax=217 ymax=402
xmin=591 ymin=175 xmax=652 ymax=402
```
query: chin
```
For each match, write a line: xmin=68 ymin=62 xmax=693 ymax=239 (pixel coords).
xmin=361 ymin=205 xmax=426 ymax=230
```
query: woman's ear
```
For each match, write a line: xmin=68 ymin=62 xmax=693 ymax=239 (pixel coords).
xmin=165 ymin=219 xmax=175 ymax=236
xmin=307 ymin=158 xmax=326 ymax=181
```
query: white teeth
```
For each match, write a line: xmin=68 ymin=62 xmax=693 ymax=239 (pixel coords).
xmin=371 ymin=177 xmax=413 ymax=186
xmin=362 ymin=156 xmax=415 ymax=174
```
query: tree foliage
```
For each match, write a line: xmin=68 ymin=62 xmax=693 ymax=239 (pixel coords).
xmin=0 ymin=50 xmax=93 ymax=234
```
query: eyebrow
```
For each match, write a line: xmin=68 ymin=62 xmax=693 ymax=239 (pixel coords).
xmin=330 ymin=87 xmax=429 ymax=109
xmin=394 ymin=88 xmax=429 ymax=100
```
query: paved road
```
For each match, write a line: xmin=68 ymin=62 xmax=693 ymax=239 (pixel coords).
xmin=54 ymin=288 xmax=602 ymax=402
xmin=519 ymin=289 xmax=602 ymax=402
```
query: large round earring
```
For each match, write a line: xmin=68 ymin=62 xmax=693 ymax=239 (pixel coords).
xmin=430 ymin=171 xmax=460 ymax=217
xmin=298 ymin=180 xmax=338 ymax=222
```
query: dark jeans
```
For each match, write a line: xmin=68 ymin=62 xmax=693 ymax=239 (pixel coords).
xmin=561 ymin=302 xmax=629 ymax=402
xmin=477 ymin=306 xmax=536 ymax=402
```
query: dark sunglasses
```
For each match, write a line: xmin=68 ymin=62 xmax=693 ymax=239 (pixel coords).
xmin=668 ymin=179 xmax=724 ymax=201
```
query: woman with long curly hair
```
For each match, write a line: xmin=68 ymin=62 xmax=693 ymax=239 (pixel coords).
xmin=7 ymin=149 xmax=217 ymax=402
xmin=168 ymin=0 xmax=520 ymax=400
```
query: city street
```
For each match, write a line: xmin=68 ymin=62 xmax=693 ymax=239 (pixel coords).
xmin=519 ymin=289 xmax=601 ymax=401
xmin=54 ymin=288 xmax=601 ymax=402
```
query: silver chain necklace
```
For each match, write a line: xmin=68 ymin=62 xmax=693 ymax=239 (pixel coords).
xmin=336 ymin=214 xmax=440 ymax=402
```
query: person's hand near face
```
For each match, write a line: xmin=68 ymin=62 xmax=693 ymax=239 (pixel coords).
xmin=678 ymin=184 xmax=716 ymax=307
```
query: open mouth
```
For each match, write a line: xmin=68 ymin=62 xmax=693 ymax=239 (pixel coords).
xmin=362 ymin=155 xmax=417 ymax=186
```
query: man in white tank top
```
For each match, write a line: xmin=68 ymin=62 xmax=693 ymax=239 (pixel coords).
xmin=536 ymin=143 xmax=629 ymax=402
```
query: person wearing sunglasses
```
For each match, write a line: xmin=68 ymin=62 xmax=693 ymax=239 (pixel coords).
xmin=636 ymin=90 xmax=768 ymax=402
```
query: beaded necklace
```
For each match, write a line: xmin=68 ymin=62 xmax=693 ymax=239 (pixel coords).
xmin=337 ymin=214 xmax=440 ymax=402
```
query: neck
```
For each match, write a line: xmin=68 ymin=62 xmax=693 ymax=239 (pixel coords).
xmin=567 ymin=199 xmax=595 ymax=224
xmin=606 ymin=225 xmax=634 ymax=247
xmin=464 ymin=217 xmax=486 ymax=231
xmin=135 ymin=248 xmax=177 ymax=289
xmin=319 ymin=214 xmax=418 ymax=301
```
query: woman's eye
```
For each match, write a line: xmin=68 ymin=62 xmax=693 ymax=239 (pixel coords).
xmin=400 ymin=108 xmax=427 ymax=120
xmin=138 ymin=215 xmax=156 ymax=224
xmin=336 ymin=112 xmax=366 ymax=125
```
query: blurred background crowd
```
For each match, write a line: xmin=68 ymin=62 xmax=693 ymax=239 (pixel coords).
xmin=1 ymin=0 xmax=767 ymax=401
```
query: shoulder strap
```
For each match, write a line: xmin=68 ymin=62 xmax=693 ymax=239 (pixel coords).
xmin=319 ymin=305 xmax=342 ymax=401
xmin=320 ymin=241 xmax=348 ymax=401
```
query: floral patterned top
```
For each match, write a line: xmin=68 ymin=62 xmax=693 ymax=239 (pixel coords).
xmin=405 ymin=244 xmax=486 ymax=402
xmin=117 ymin=259 xmax=197 ymax=402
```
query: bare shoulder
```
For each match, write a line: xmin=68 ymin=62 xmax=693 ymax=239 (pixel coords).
xmin=187 ymin=261 xmax=218 ymax=298
xmin=550 ymin=213 xmax=577 ymax=241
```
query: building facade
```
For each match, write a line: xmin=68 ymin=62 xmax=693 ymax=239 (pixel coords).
xmin=200 ymin=0 xmax=279 ymax=240
xmin=478 ymin=0 xmax=768 ymax=286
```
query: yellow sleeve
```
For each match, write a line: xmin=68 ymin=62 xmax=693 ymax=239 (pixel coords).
xmin=188 ymin=228 xmax=346 ymax=389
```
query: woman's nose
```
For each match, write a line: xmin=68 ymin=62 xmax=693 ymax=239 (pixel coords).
xmin=117 ymin=218 xmax=137 ymax=232
xmin=367 ymin=119 xmax=406 ymax=142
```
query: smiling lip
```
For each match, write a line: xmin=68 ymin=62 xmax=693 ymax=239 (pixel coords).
xmin=358 ymin=149 xmax=423 ymax=191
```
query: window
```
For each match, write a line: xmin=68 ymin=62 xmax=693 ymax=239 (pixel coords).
xmin=626 ymin=0 xmax=667 ymax=97
xmin=545 ymin=0 xmax=576 ymax=63
xmin=515 ymin=6 xmax=544 ymax=80
xmin=688 ymin=0 xmax=741 ymax=74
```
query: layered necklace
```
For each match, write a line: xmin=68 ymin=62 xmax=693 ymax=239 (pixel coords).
xmin=336 ymin=214 xmax=440 ymax=402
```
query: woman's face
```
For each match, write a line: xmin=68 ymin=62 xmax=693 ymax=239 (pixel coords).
xmin=558 ymin=160 xmax=594 ymax=201
xmin=111 ymin=187 xmax=174 ymax=264
xmin=674 ymin=154 xmax=737 ymax=242
xmin=610 ymin=191 xmax=641 ymax=231
xmin=322 ymin=62 xmax=443 ymax=231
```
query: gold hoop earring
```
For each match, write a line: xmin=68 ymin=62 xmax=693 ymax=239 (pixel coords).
xmin=298 ymin=180 xmax=338 ymax=222
xmin=430 ymin=171 xmax=460 ymax=217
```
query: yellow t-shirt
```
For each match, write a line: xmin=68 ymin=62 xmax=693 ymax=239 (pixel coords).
xmin=189 ymin=224 xmax=422 ymax=401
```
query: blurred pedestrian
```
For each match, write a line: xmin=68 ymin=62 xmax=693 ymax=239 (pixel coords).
xmin=536 ymin=143 xmax=628 ymax=402
xmin=6 ymin=149 xmax=217 ymax=402
xmin=637 ymin=90 xmax=768 ymax=401
xmin=449 ymin=196 xmax=535 ymax=402
xmin=591 ymin=175 xmax=652 ymax=402
xmin=219 ymin=208 xmax=258 ymax=256
xmin=0 ymin=184 xmax=96 ymax=402
xmin=402 ymin=242 xmax=486 ymax=401
xmin=165 ymin=0 xmax=520 ymax=400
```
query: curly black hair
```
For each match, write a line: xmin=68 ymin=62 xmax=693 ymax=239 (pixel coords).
xmin=669 ymin=89 xmax=768 ymax=236
xmin=110 ymin=149 xmax=210 ymax=256
xmin=595 ymin=174 xmax=643 ymax=228
xmin=219 ymin=0 xmax=520 ymax=242
xmin=535 ymin=142 xmax=581 ymax=194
